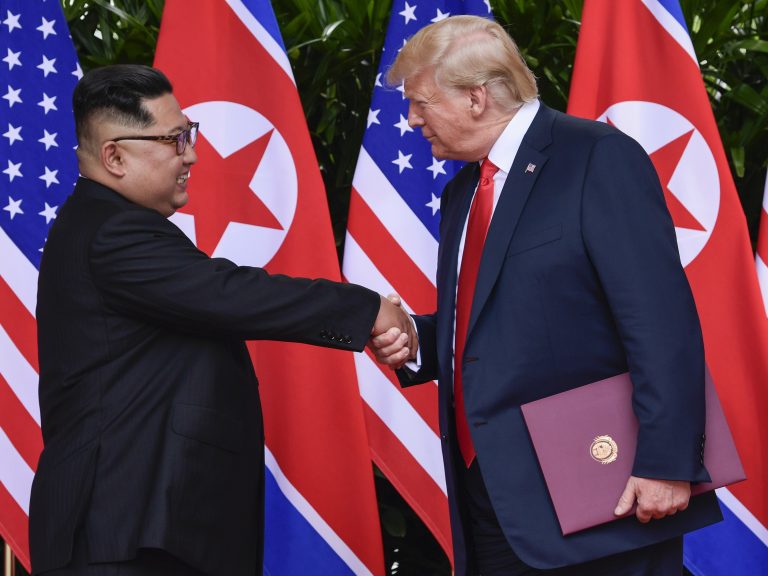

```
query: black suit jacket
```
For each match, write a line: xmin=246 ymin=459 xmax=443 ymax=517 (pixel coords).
xmin=31 ymin=177 xmax=380 ymax=575
xmin=400 ymin=104 xmax=721 ymax=573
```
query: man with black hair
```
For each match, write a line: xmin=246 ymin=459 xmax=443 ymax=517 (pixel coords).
xmin=31 ymin=64 xmax=412 ymax=575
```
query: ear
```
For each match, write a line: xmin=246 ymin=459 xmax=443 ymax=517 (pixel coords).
xmin=101 ymin=141 xmax=127 ymax=177
xmin=468 ymin=85 xmax=488 ymax=117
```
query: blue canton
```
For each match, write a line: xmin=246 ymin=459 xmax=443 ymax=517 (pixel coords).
xmin=1 ymin=0 xmax=80 ymax=269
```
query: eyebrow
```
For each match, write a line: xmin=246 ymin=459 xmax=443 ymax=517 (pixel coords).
xmin=166 ymin=123 xmax=187 ymax=135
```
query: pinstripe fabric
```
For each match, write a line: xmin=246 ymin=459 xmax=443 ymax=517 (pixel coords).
xmin=31 ymin=178 xmax=379 ymax=575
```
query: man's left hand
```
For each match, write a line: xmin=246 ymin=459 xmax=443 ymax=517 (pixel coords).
xmin=614 ymin=476 xmax=691 ymax=523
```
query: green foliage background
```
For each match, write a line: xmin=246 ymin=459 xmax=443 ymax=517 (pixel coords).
xmin=54 ymin=1 xmax=767 ymax=574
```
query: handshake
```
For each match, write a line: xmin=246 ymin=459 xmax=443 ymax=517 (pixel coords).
xmin=369 ymin=295 xmax=418 ymax=369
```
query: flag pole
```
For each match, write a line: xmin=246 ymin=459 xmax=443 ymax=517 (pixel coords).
xmin=3 ymin=543 xmax=15 ymax=576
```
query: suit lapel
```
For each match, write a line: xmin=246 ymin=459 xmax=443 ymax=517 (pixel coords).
xmin=467 ymin=104 xmax=555 ymax=340
xmin=436 ymin=165 xmax=480 ymax=370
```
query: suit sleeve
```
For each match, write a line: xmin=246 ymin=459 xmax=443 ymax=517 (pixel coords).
xmin=89 ymin=208 xmax=380 ymax=351
xmin=581 ymin=133 xmax=709 ymax=483
xmin=396 ymin=313 xmax=439 ymax=387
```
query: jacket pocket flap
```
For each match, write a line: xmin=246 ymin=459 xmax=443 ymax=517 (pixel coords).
xmin=508 ymin=224 xmax=562 ymax=256
xmin=172 ymin=404 xmax=243 ymax=453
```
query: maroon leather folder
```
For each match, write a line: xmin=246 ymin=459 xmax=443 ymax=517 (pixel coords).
xmin=520 ymin=370 xmax=745 ymax=535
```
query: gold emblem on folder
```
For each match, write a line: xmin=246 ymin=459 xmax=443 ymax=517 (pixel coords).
xmin=590 ymin=435 xmax=618 ymax=464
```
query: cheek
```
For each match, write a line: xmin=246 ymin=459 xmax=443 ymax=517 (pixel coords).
xmin=435 ymin=117 xmax=460 ymax=142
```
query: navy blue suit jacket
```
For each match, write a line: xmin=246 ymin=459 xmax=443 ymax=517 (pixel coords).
xmin=400 ymin=104 xmax=721 ymax=572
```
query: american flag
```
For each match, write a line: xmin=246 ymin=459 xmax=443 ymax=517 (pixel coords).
xmin=342 ymin=0 xmax=493 ymax=562
xmin=0 ymin=0 xmax=81 ymax=570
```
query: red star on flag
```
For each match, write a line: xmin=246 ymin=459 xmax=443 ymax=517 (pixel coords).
xmin=651 ymin=129 xmax=706 ymax=232
xmin=607 ymin=119 xmax=705 ymax=232
xmin=647 ymin=129 xmax=706 ymax=232
xmin=181 ymin=129 xmax=282 ymax=255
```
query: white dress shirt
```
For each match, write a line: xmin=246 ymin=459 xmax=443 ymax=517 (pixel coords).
xmin=407 ymin=99 xmax=540 ymax=370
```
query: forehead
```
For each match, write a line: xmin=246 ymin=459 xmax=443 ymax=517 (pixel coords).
xmin=142 ymin=93 xmax=186 ymax=129
xmin=404 ymin=69 xmax=439 ymax=98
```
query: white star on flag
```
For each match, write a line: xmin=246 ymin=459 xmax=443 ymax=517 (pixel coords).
xmin=3 ymin=10 xmax=21 ymax=33
xmin=427 ymin=157 xmax=447 ymax=179
xmin=38 ymin=92 xmax=57 ymax=113
xmin=375 ymin=73 xmax=382 ymax=87
xmin=4 ymin=48 xmax=22 ymax=70
xmin=3 ymin=196 xmax=24 ymax=219
xmin=39 ymin=166 xmax=59 ymax=188
xmin=4 ymin=123 xmax=23 ymax=145
xmin=399 ymin=2 xmax=417 ymax=25
xmin=4 ymin=160 xmax=23 ymax=181
xmin=392 ymin=150 xmax=413 ymax=173
xmin=431 ymin=9 xmax=450 ymax=23
xmin=37 ymin=55 xmax=57 ymax=76
xmin=4 ymin=85 xmax=22 ymax=107
xmin=367 ymin=108 xmax=381 ymax=128
xmin=72 ymin=62 xmax=83 ymax=80
xmin=426 ymin=193 xmax=441 ymax=215
xmin=483 ymin=0 xmax=492 ymax=12
xmin=394 ymin=114 xmax=414 ymax=136
xmin=37 ymin=17 xmax=56 ymax=39
xmin=396 ymin=80 xmax=405 ymax=99
xmin=39 ymin=129 xmax=58 ymax=150
xmin=38 ymin=202 xmax=58 ymax=223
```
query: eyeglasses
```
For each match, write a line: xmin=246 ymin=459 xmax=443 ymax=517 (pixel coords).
xmin=112 ymin=121 xmax=199 ymax=155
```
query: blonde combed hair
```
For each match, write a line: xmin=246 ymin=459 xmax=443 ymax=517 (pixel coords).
xmin=387 ymin=15 xmax=538 ymax=112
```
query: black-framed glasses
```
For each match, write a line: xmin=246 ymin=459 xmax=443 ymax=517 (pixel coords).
xmin=112 ymin=121 xmax=199 ymax=155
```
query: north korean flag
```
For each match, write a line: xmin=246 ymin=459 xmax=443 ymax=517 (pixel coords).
xmin=568 ymin=1 xmax=768 ymax=574
xmin=155 ymin=1 xmax=384 ymax=574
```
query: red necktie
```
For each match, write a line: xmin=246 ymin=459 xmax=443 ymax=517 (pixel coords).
xmin=454 ymin=159 xmax=499 ymax=467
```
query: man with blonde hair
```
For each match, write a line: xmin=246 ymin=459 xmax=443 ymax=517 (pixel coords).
xmin=371 ymin=15 xmax=720 ymax=576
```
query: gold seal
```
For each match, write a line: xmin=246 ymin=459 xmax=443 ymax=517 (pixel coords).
xmin=590 ymin=435 xmax=618 ymax=464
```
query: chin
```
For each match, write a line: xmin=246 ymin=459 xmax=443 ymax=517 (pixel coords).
xmin=432 ymin=149 xmax=458 ymax=161
xmin=173 ymin=193 xmax=189 ymax=210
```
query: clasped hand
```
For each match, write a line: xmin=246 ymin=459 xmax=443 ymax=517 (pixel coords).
xmin=369 ymin=294 xmax=418 ymax=369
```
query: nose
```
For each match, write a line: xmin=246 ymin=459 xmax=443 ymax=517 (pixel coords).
xmin=408 ymin=103 xmax=423 ymax=128
xmin=183 ymin=141 xmax=198 ymax=165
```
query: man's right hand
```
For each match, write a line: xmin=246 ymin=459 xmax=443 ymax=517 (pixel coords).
xmin=369 ymin=295 xmax=418 ymax=369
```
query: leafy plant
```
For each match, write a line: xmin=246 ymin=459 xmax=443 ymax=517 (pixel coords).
xmin=681 ymin=0 xmax=768 ymax=238
xmin=61 ymin=0 xmax=163 ymax=68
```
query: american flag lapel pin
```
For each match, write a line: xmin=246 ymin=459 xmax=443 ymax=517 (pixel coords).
xmin=525 ymin=163 xmax=536 ymax=174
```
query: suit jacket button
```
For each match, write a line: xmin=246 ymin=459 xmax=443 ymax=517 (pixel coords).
xmin=320 ymin=329 xmax=328 ymax=339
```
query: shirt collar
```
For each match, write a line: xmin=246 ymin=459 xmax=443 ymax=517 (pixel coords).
xmin=486 ymin=99 xmax=540 ymax=175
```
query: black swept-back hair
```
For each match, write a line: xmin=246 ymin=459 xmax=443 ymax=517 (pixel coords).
xmin=72 ymin=64 xmax=173 ymax=144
